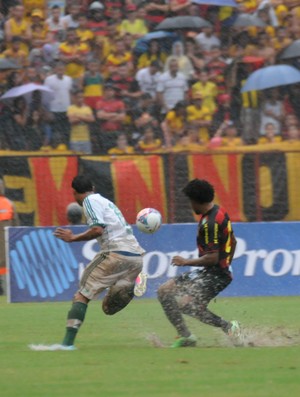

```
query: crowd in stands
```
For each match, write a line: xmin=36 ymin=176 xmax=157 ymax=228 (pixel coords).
xmin=0 ymin=0 xmax=300 ymax=154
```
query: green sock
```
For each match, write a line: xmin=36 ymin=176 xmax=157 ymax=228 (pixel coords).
xmin=62 ymin=302 xmax=88 ymax=346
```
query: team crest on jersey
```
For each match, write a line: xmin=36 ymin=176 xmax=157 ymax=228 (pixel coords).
xmin=201 ymin=217 xmax=207 ymax=225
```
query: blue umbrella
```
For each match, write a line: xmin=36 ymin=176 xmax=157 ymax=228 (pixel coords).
xmin=134 ymin=31 xmax=179 ymax=54
xmin=241 ymin=65 xmax=300 ymax=92
xmin=192 ymin=0 xmax=238 ymax=6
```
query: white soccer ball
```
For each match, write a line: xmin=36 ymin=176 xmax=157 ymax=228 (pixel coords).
xmin=136 ymin=208 xmax=162 ymax=234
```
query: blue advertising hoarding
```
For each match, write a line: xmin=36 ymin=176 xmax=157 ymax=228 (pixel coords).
xmin=6 ymin=222 xmax=300 ymax=302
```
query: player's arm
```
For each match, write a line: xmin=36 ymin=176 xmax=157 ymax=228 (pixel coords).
xmin=172 ymin=251 xmax=219 ymax=267
xmin=54 ymin=226 xmax=103 ymax=243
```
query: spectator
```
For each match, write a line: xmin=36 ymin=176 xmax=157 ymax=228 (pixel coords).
xmin=156 ymin=58 xmax=188 ymax=114
xmin=186 ymin=93 xmax=212 ymax=143
xmin=23 ymin=0 xmax=47 ymax=20
xmin=105 ymin=38 xmax=133 ymax=77
xmin=2 ymin=35 xmax=28 ymax=68
xmin=211 ymin=122 xmax=243 ymax=148
xmin=259 ymin=88 xmax=285 ymax=137
xmin=5 ymin=97 xmax=28 ymax=151
xmin=144 ymin=0 xmax=169 ymax=30
xmin=110 ymin=63 xmax=142 ymax=107
xmin=44 ymin=62 xmax=73 ymax=148
xmin=137 ymin=39 xmax=167 ymax=70
xmin=245 ymin=31 xmax=276 ymax=65
xmin=131 ymin=93 xmax=160 ymax=135
xmin=185 ymin=38 xmax=206 ymax=71
xmin=136 ymin=124 xmax=163 ymax=153
xmin=67 ymin=90 xmax=95 ymax=154
xmin=108 ymin=132 xmax=135 ymax=155
xmin=164 ymin=41 xmax=195 ymax=80
xmin=191 ymin=68 xmax=218 ymax=115
xmin=195 ymin=25 xmax=221 ymax=54
xmin=210 ymin=93 xmax=238 ymax=135
xmin=23 ymin=65 xmax=42 ymax=84
xmin=87 ymin=1 xmax=108 ymax=38
xmin=95 ymin=83 xmax=126 ymax=153
xmin=120 ymin=4 xmax=148 ymax=40
xmin=46 ymin=5 xmax=65 ymax=38
xmin=258 ymin=122 xmax=282 ymax=144
xmin=271 ymin=26 xmax=292 ymax=55
xmin=26 ymin=90 xmax=53 ymax=150
xmin=4 ymin=4 xmax=31 ymax=55
xmin=62 ymin=4 xmax=80 ymax=29
xmin=59 ymin=27 xmax=89 ymax=80
xmin=30 ymin=8 xmax=49 ymax=49
xmin=169 ymin=0 xmax=191 ymax=15
xmin=66 ymin=202 xmax=83 ymax=225
xmin=82 ymin=59 xmax=104 ymax=110
xmin=76 ymin=13 xmax=95 ymax=50
xmin=161 ymin=100 xmax=187 ymax=147
xmin=171 ymin=124 xmax=205 ymax=152
xmin=205 ymin=45 xmax=228 ymax=95
xmin=136 ymin=60 xmax=162 ymax=99
xmin=0 ymin=177 xmax=19 ymax=295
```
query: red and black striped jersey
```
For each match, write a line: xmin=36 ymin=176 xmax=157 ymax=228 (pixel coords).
xmin=197 ymin=204 xmax=236 ymax=271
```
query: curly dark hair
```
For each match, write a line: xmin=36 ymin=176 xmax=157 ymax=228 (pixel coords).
xmin=71 ymin=175 xmax=94 ymax=194
xmin=182 ymin=179 xmax=215 ymax=204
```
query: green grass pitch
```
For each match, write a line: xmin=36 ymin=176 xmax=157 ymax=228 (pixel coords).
xmin=1 ymin=296 xmax=300 ymax=397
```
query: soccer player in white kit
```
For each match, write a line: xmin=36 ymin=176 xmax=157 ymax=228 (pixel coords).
xmin=43 ymin=175 xmax=146 ymax=350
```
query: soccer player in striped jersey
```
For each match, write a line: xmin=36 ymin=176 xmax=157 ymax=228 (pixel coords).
xmin=158 ymin=179 xmax=242 ymax=347
xmin=32 ymin=175 xmax=147 ymax=350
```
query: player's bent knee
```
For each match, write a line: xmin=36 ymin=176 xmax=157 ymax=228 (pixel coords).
xmin=102 ymin=287 xmax=134 ymax=315
xmin=73 ymin=292 xmax=89 ymax=305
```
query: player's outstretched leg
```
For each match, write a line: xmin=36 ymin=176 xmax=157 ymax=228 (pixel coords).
xmin=102 ymin=281 xmax=135 ymax=315
xmin=157 ymin=280 xmax=196 ymax=348
xmin=29 ymin=292 xmax=89 ymax=351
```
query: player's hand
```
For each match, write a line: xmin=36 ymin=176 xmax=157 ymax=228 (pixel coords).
xmin=53 ymin=228 xmax=74 ymax=243
xmin=172 ymin=256 xmax=188 ymax=266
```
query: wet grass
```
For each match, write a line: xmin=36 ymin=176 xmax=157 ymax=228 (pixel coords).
xmin=1 ymin=296 xmax=300 ymax=397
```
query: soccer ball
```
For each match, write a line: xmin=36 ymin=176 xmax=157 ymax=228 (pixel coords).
xmin=136 ymin=208 xmax=162 ymax=234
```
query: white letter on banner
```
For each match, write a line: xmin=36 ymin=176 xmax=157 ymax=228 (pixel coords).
xmin=233 ymin=237 xmax=247 ymax=259
xmin=244 ymin=250 xmax=267 ymax=276
xmin=143 ymin=251 xmax=168 ymax=279
xmin=82 ymin=240 xmax=98 ymax=261
xmin=291 ymin=250 xmax=300 ymax=275
xmin=264 ymin=250 xmax=293 ymax=276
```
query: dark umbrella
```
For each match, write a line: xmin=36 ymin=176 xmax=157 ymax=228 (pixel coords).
xmin=279 ymin=39 xmax=300 ymax=60
xmin=0 ymin=58 xmax=20 ymax=70
xmin=233 ymin=13 xmax=266 ymax=28
xmin=134 ymin=31 xmax=179 ymax=54
xmin=154 ymin=16 xmax=211 ymax=31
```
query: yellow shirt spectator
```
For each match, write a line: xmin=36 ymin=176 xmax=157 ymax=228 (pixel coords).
xmin=187 ymin=103 xmax=212 ymax=142
xmin=191 ymin=81 xmax=217 ymax=115
xmin=59 ymin=41 xmax=89 ymax=78
xmin=120 ymin=19 xmax=148 ymax=37
xmin=67 ymin=105 xmax=94 ymax=142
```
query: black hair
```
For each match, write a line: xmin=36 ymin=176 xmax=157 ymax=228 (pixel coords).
xmin=71 ymin=175 xmax=94 ymax=193
xmin=182 ymin=179 xmax=214 ymax=204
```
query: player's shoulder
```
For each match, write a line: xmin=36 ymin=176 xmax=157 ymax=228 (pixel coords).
xmin=214 ymin=205 xmax=230 ymax=223
xmin=83 ymin=193 xmax=105 ymax=206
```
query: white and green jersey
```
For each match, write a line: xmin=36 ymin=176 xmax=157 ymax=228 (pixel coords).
xmin=83 ymin=193 xmax=145 ymax=254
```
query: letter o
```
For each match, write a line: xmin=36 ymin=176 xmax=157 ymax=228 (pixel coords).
xmin=264 ymin=249 xmax=293 ymax=276
xmin=143 ymin=251 xmax=167 ymax=279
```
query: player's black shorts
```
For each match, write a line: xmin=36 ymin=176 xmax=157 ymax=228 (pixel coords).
xmin=174 ymin=266 xmax=232 ymax=305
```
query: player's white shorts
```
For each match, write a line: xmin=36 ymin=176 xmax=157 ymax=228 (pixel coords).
xmin=79 ymin=251 xmax=143 ymax=300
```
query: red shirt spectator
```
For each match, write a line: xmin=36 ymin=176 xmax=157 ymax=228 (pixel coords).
xmin=96 ymin=84 xmax=126 ymax=132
